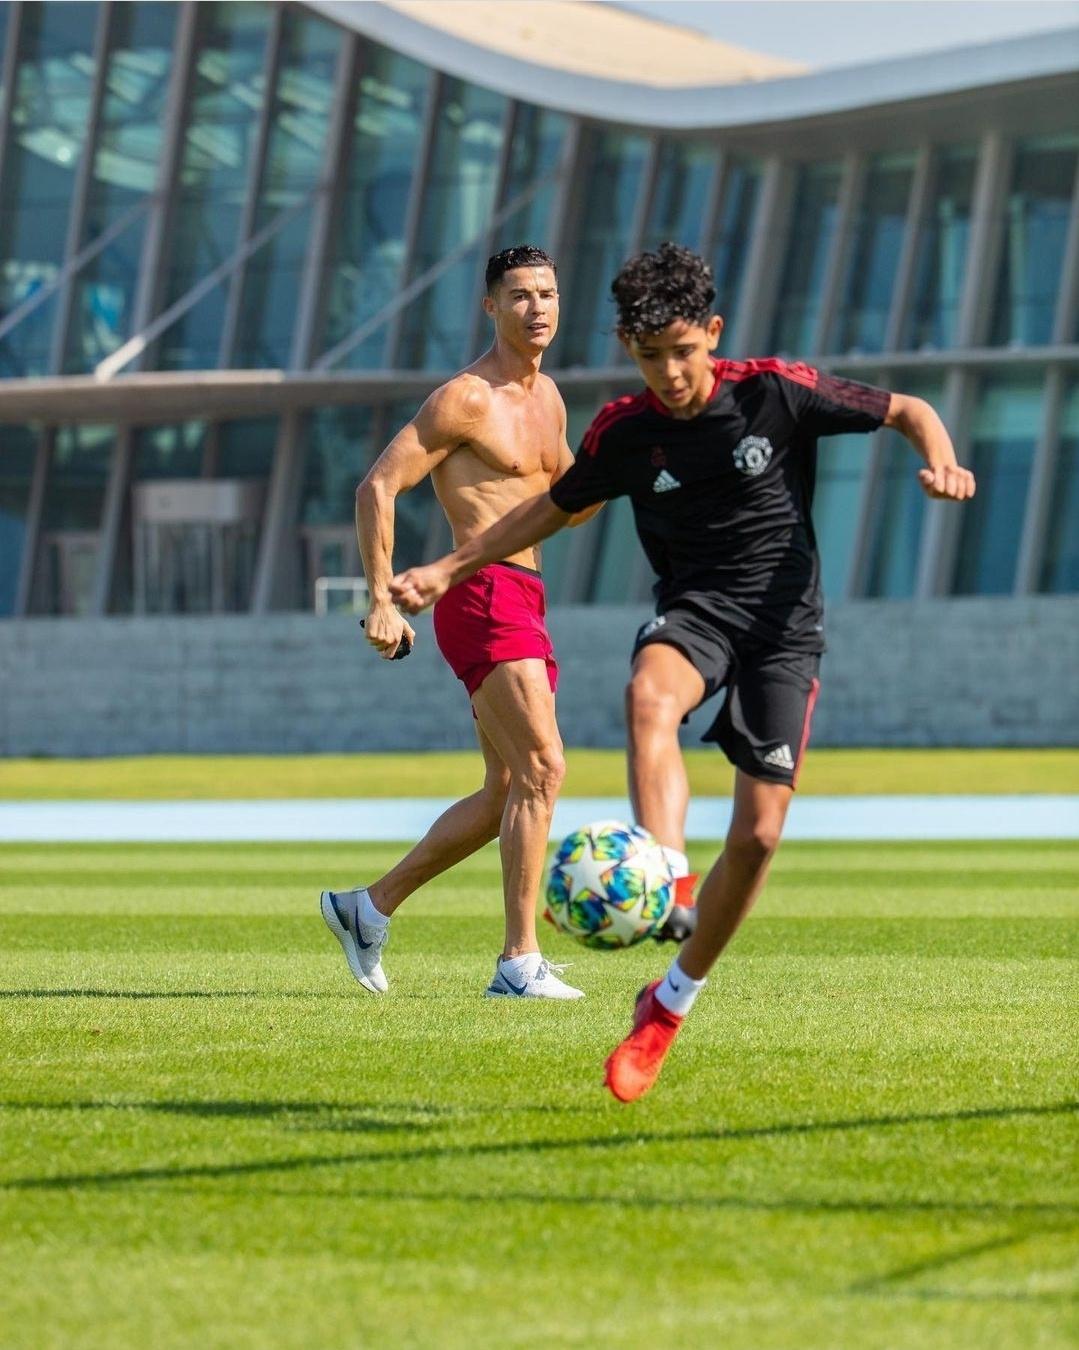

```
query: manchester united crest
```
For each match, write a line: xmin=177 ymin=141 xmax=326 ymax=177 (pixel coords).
xmin=732 ymin=435 xmax=773 ymax=477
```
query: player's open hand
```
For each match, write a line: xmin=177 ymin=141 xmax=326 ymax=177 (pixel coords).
xmin=917 ymin=464 xmax=976 ymax=500
xmin=390 ymin=563 xmax=451 ymax=614
xmin=363 ymin=600 xmax=416 ymax=659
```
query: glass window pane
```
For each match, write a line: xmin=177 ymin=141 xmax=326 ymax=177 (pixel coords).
xmin=233 ymin=10 xmax=339 ymax=368
xmin=990 ymin=135 xmax=1079 ymax=348
xmin=320 ymin=46 xmax=430 ymax=370
xmin=833 ymin=151 xmax=914 ymax=354
xmin=642 ymin=139 xmax=715 ymax=252
xmin=953 ymin=376 xmax=1043 ymax=594
xmin=903 ymin=145 xmax=976 ymax=351
xmin=135 ymin=422 xmax=207 ymax=480
xmin=0 ymin=2 xmax=98 ymax=376
xmin=41 ymin=423 xmax=114 ymax=531
xmin=216 ymin=417 xmax=278 ymax=479
xmin=864 ymin=376 xmax=944 ymax=598
xmin=65 ymin=2 xmax=179 ymax=373
xmin=398 ymin=79 xmax=507 ymax=370
xmin=492 ymin=103 xmax=567 ymax=254
xmin=159 ymin=2 xmax=273 ymax=371
xmin=1039 ymin=381 xmax=1079 ymax=593
xmin=561 ymin=129 xmax=649 ymax=367
xmin=814 ymin=432 xmax=871 ymax=599
xmin=302 ymin=406 xmax=375 ymax=526
xmin=0 ymin=424 xmax=38 ymax=614
xmin=769 ymin=161 xmax=842 ymax=356
xmin=711 ymin=158 xmax=761 ymax=344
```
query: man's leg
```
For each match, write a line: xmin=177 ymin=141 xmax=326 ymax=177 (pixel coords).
xmin=605 ymin=771 xmax=792 ymax=1101
xmin=625 ymin=642 xmax=705 ymax=849
xmin=320 ymin=725 xmax=510 ymax=993
xmin=368 ymin=725 xmax=510 ymax=914
xmin=470 ymin=659 xmax=582 ymax=999
xmin=677 ymin=771 xmax=792 ymax=978
xmin=625 ymin=642 xmax=707 ymax=933
xmin=471 ymin=659 xmax=563 ymax=958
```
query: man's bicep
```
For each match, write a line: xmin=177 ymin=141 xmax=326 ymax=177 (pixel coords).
xmin=367 ymin=411 xmax=457 ymax=494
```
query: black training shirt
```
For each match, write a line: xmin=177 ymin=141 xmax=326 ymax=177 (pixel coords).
xmin=549 ymin=358 xmax=891 ymax=652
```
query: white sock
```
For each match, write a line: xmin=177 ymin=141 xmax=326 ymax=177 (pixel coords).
xmin=500 ymin=951 xmax=542 ymax=978
xmin=661 ymin=846 xmax=689 ymax=880
xmin=358 ymin=888 xmax=389 ymax=929
xmin=654 ymin=957 xmax=706 ymax=1017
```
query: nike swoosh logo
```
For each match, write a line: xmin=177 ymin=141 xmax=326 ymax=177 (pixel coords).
xmin=669 ymin=979 xmax=681 ymax=992
xmin=500 ymin=974 xmax=528 ymax=995
xmin=353 ymin=925 xmax=374 ymax=950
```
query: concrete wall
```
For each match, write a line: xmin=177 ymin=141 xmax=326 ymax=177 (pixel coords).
xmin=1 ymin=597 xmax=1076 ymax=756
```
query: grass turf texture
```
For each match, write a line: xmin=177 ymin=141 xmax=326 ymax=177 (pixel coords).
xmin=1 ymin=841 xmax=1076 ymax=1349
xmin=2 ymin=747 xmax=1077 ymax=799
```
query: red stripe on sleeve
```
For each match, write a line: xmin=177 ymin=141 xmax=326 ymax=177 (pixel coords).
xmin=581 ymin=392 xmax=647 ymax=456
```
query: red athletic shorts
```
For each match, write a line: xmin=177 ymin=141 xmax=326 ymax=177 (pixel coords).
xmin=432 ymin=561 xmax=558 ymax=699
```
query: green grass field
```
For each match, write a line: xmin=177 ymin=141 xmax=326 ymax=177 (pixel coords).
xmin=2 ymin=747 xmax=1077 ymax=798
xmin=1 ymin=838 xmax=1076 ymax=1349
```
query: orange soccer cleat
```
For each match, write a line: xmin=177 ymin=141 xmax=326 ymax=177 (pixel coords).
xmin=604 ymin=980 xmax=684 ymax=1103
xmin=654 ymin=872 xmax=699 ymax=943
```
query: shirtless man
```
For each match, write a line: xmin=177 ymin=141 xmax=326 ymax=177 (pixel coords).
xmin=319 ymin=245 xmax=598 ymax=1000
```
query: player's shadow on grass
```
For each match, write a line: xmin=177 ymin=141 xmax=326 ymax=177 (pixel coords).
xmin=3 ymin=1099 xmax=1075 ymax=1200
xmin=0 ymin=988 xmax=262 ymax=1000
xmin=0 ymin=1099 xmax=455 ymax=1136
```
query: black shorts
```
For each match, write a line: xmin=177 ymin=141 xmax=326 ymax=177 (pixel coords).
xmin=632 ymin=609 xmax=820 ymax=787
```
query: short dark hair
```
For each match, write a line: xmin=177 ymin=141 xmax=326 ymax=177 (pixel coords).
xmin=485 ymin=245 xmax=557 ymax=294
xmin=611 ymin=241 xmax=716 ymax=338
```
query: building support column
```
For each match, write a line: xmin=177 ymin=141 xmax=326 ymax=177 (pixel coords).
xmin=384 ymin=71 xmax=443 ymax=367
xmin=811 ymin=150 xmax=865 ymax=357
xmin=883 ymin=144 xmax=933 ymax=354
xmin=916 ymin=129 xmax=1011 ymax=598
xmin=251 ymin=411 xmax=305 ymax=612
xmin=0 ymin=1 xmax=24 ymax=204
xmin=1015 ymin=366 xmax=1065 ymax=594
xmin=13 ymin=428 xmax=52 ymax=617
xmin=729 ymin=156 xmax=791 ymax=357
xmin=49 ymin=0 xmax=113 ymax=376
xmin=218 ymin=5 xmax=285 ymax=367
xmin=290 ymin=32 xmax=361 ymax=371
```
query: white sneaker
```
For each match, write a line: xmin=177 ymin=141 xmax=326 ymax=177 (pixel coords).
xmin=320 ymin=887 xmax=389 ymax=994
xmin=484 ymin=955 xmax=584 ymax=1000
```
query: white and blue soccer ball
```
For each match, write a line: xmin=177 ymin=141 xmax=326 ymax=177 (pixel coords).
xmin=545 ymin=820 xmax=674 ymax=949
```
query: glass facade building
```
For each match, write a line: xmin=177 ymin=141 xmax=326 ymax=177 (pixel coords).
xmin=0 ymin=1 xmax=1077 ymax=618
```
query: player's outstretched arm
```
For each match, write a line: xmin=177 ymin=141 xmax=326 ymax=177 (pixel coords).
xmin=390 ymin=492 xmax=571 ymax=614
xmin=884 ymin=393 xmax=976 ymax=501
xmin=357 ymin=382 xmax=479 ymax=656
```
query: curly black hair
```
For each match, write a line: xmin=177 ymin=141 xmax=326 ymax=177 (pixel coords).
xmin=485 ymin=245 xmax=557 ymax=293
xmin=611 ymin=242 xmax=716 ymax=338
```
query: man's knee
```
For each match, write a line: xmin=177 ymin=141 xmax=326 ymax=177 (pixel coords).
xmin=625 ymin=672 xmax=685 ymax=735
xmin=726 ymin=814 xmax=784 ymax=866
xmin=512 ymin=744 xmax=565 ymax=805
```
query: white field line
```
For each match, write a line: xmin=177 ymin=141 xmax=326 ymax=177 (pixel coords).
xmin=0 ymin=796 xmax=1076 ymax=842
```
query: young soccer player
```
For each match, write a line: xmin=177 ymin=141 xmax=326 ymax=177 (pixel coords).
xmin=322 ymin=245 xmax=599 ymax=1001
xmin=390 ymin=242 xmax=975 ymax=1095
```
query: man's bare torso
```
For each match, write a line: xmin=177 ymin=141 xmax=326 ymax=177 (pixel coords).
xmin=430 ymin=356 xmax=565 ymax=571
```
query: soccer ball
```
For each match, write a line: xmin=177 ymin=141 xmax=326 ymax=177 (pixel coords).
xmin=545 ymin=820 xmax=674 ymax=949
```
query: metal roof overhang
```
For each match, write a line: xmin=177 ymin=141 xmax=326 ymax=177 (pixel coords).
xmin=4 ymin=349 xmax=1079 ymax=425
xmin=303 ymin=2 xmax=1079 ymax=131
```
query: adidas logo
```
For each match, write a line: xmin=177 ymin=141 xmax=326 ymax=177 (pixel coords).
xmin=763 ymin=743 xmax=795 ymax=770
xmin=652 ymin=469 xmax=681 ymax=493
